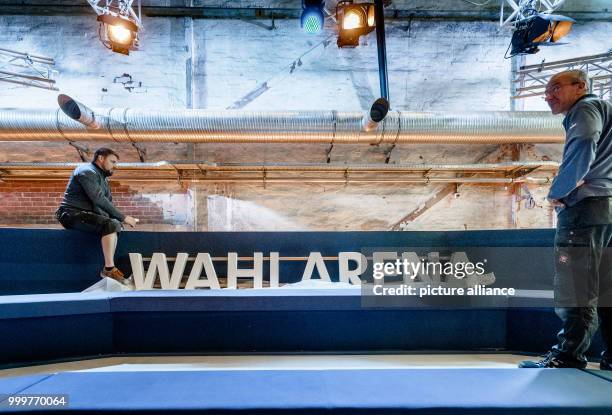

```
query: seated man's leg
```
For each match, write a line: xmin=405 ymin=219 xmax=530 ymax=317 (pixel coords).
xmin=102 ymin=233 xmax=118 ymax=268
xmin=56 ymin=209 xmax=126 ymax=282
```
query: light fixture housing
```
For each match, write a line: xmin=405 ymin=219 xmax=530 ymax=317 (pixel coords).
xmin=97 ymin=13 xmax=139 ymax=55
xmin=509 ymin=13 xmax=575 ymax=57
xmin=336 ymin=1 xmax=376 ymax=48
xmin=301 ymin=0 xmax=325 ymax=34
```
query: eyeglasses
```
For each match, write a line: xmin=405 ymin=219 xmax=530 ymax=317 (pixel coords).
xmin=543 ymin=81 xmax=580 ymax=97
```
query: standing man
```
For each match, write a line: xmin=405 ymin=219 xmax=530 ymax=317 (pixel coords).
xmin=55 ymin=147 xmax=139 ymax=284
xmin=519 ymin=70 xmax=612 ymax=369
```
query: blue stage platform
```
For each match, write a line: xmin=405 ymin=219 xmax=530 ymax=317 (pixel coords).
xmin=1 ymin=368 xmax=611 ymax=414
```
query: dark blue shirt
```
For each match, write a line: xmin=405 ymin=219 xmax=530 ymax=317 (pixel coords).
xmin=548 ymin=94 xmax=612 ymax=207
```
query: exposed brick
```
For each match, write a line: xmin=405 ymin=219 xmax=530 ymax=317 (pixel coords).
xmin=0 ymin=179 xmax=176 ymax=229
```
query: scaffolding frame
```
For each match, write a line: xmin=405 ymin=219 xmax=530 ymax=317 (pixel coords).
xmin=0 ymin=47 xmax=58 ymax=91
xmin=512 ymin=51 xmax=612 ymax=101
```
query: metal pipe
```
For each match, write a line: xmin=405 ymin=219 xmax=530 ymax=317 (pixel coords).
xmin=0 ymin=176 xmax=551 ymax=184
xmin=374 ymin=0 xmax=389 ymax=102
xmin=0 ymin=161 xmax=559 ymax=171
xmin=57 ymin=94 xmax=101 ymax=129
xmin=0 ymin=99 xmax=566 ymax=144
xmin=0 ymin=47 xmax=55 ymax=65
xmin=0 ymin=161 xmax=554 ymax=185
xmin=0 ymin=70 xmax=56 ymax=84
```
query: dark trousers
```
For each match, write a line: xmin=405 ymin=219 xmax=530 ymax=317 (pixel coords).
xmin=55 ymin=206 xmax=122 ymax=236
xmin=552 ymin=197 xmax=612 ymax=363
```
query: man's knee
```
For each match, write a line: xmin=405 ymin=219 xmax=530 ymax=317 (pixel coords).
xmin=101 ymin=219 xmax=122 ymax=236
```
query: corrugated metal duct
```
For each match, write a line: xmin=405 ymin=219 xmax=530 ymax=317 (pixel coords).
xmin=0 ymin=107 xmax=565 ymax=144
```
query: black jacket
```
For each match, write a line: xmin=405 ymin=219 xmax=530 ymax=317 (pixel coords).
xmin=60 ymin=163 xmax=125 ymax=222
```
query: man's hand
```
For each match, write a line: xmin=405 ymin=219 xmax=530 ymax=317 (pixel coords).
xmin=123 ymin=216 xmax=139 ymax=228
xmin=547 ymin=198 xmax=565 ymax=209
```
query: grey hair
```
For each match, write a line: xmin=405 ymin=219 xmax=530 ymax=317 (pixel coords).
xmin=555 ymin=69 xmax=590 ymax=92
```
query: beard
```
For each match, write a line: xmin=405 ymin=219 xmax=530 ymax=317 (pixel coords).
xmin=102 ymin=168 xmax=114 ymax=177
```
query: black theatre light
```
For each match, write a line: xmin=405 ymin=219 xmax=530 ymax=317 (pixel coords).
xmin=97 ymin=13 xmax=139 ymax=55
xmin=509 ymin=13 xmax=575 ymax=57
xmin=336 ymin=0 xmax=376 ymax=48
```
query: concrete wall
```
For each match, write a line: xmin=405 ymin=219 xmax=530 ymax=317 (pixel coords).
xmin=0 ymin=13 xmax=609 ymax=231
xmin=0 ymin=15 xmax=512 ymax=111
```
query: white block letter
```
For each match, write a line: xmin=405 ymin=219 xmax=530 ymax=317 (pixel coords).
xmin=227 ymin=252 xmax=264 ymax=289
xmin=129 ymin=252 xmax=187 ymax=290
xmin=339 ymin=252 xmax=366 ymax=285
xmin=185 ymin=253 xmax=221 ymax=289
xmin=301 ymin=252 xmax=331 ymax=282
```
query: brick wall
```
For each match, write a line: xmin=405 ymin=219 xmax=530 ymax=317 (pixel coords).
xmin=0 ymin=180 xmax=169 ymax=226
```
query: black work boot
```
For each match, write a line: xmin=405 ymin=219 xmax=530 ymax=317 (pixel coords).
xmin=601 ymin=352 xmax=612 ymax=371
xmin=519 ymin=352 xmax=587 ymax=369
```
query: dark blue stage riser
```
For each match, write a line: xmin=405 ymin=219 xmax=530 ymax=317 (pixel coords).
xmin=0 ymin=228 xmax=556 ymax=295
xmin=0 ymin=228 xmax=604 ymax=366
xmin=0 ymin=292 xmax=604 ymax=366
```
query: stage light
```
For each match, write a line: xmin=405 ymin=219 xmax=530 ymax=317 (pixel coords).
xmin=342 ymin=9 xmax=364 ymax=30
xmin=97 ymin=13 xmax=139 ymax=55
xmin=301 ymin=0 xmax=325 ymax=34
xmin=509 ymin=13 xmax=574 ymax=57
xmin=336 ymin=1 xmax=375 ymax=48
xmin=107 ymin=24 xmax=133 ymax=45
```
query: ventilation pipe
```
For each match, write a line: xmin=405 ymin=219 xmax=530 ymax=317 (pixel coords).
xmin=0 ymin=95 xmax=566 ymax=144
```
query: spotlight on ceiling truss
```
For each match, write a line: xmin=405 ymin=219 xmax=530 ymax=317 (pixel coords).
xmin=87 ymin=0 xmax=142 ymax=55
xmin=336 ymin=0 xmax=376 ymax=48
xmin=301 ymin=0 xmax=326 ymax=34
xmin=501 ymin=0 xmax=574 ymax=58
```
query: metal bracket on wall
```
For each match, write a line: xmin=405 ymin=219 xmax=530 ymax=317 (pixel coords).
xmin=169 ymin=163 xmax=182 ymax=186
xmin=519 ymin=184 xmax=538 ymax=209
xmin=384 ymin=144 xmax=396 ymax=164
xmin=131 ymin=143 xmax=147 ymax=162
xmin=326 ymin=144 xmax=334 ymax=164
xmin=68 ymin=142 xmax=91 ymax=162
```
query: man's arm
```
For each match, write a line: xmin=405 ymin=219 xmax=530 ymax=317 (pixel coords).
xmin=77 ymin=169 xmax=126 ymax=222
xmin=548 ymin=104 xmax=603 ymax=202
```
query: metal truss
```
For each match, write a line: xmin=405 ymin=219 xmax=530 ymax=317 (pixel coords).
xmin=86 ymin=0 xmax=142 ymax=28
xmin=500 ymin=0 xmax=567 ymax=28
xmin=512 ymin=51 xmax=612 ymax=101
xmin=0 ymin=47 xmax=58 ymax=91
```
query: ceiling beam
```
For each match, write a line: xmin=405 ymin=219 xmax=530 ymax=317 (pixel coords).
xmin=1 ymin=1 xmax=610 ymax=21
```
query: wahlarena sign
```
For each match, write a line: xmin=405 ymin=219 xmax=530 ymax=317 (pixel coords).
xmin=128 ymin=251 xmax=491 ymax=290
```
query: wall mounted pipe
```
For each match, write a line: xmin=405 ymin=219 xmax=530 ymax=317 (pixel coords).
xmin=0 ymin=161 xmax=560 ymax=171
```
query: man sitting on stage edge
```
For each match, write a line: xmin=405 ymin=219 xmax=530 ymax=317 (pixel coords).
xmin=55 ymin=147 xmax=138 ymax=284
xmin=519 ymin=70 xmax=612 ymax=370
